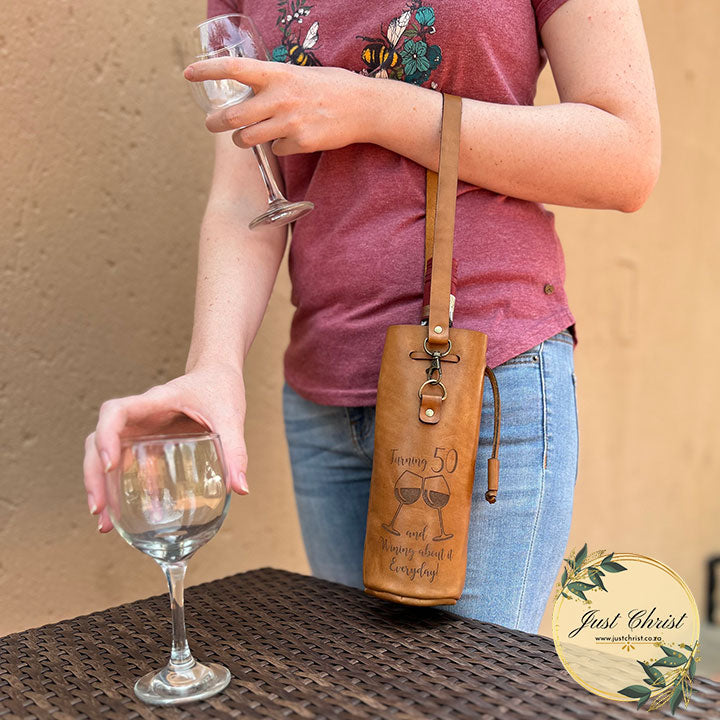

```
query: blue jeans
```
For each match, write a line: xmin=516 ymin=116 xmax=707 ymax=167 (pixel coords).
xmin=282 ymin=328 xmax=578 ymax=633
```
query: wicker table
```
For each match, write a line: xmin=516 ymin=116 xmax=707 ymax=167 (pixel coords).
xmin=1 ymin=567 xmax=718 ymax=719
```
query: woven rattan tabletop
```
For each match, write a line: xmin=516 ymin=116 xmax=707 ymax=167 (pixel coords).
xmin=1 ymin=567 xmax=718 ymax=719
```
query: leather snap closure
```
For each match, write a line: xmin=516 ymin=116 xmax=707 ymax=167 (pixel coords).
xmin=425 ymin=408 xmax=434 ymax=417
xmin=544 ymin=283 xmax=554 ymax=295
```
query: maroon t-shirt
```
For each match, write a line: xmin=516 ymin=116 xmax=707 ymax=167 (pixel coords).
xmin=207 ymin=0 xmax=577 ymax=405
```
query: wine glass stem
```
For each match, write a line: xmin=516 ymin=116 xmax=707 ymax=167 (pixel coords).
xmin=437 ymin=508 xmax=446 ymax=536
xmin=252 ymin=144 xmax=286 ymax=204
xmin=161 ymin=560 xmax=195 ymax=669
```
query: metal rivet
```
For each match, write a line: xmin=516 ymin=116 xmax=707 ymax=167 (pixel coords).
xmin=425 ymin=408 xmax=435 ymax=417
xmin=434 ymin=325 xmax=443 ymax=333
xmin=544 ymin=284 xmax=554 ymax=295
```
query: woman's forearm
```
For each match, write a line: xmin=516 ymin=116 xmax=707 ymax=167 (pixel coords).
xmin=185 ymin=137 xmax=288 ymax=373
xmin=185 ymin=203 xmax=287 ymax=373
xmin=362 ymin=77 xmax=659 ymax=213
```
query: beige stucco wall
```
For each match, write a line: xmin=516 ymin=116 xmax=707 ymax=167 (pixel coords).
xmin=0 ymin=1 xmax=717 ymax=640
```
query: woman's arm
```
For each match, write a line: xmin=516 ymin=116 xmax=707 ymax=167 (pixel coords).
xmin=187 ymin=0 xmax=660 ymax=212
xmin=84 ymin=135 xmax=287 ymax=522
xmin=364 ymin=0 xmax=661 ymax=212
xmin=185 ymin=132 xmax=288 ymax=373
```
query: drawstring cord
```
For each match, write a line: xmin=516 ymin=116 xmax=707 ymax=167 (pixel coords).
xmin=484 ymin=366 xmax=500 ymax=503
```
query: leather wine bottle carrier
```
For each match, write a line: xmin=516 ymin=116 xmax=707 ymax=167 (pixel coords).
xmin=363 ymin=93 xmax=501 ymax=606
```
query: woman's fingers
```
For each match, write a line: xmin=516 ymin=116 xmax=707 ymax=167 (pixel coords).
xmin=184 ymin=56 xmax=271 ymax=91
xmin=96 ymin=507 xmax=112 ymax=534
xmin=85 ymin=367 xmax=250 ymax=535
xmin=205 ymin=93 xmax=276 ymax=134
xmin=83 ymin=431 xmax=106 ymax=517
xmin=208 ymin=408 xmax=250 ymax=495
xmin=83 ymin=432 xmax=118 ymax=532
xmin=94 ymin=386 xmax=178 ymax=474
xmin=231 ymin=116 xmax=293 ymax=149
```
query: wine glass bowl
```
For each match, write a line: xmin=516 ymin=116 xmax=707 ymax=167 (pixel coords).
xmin=382 ymin=470 xmax=423 ymax=536
xmin=188 ymin=52 xmax=252 ymax=114
xmin=185 ymin=13 xmax=314 ymax=230
xmin=105 ymin=432 xmax=232 ymax=705
xmin=185 ymin=14 xmax=260 ymax=113
xmin=108 ymin=432 xmax=230 ymax=563
xmin=422 ymin=475 xmax=453 ymax=541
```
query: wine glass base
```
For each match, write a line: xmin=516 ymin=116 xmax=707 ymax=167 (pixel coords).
xmin=433 ymin=533 xmax=454 ymax=542
xmin=249 ymin=200 xmax=314 ymax=230
xmin=134 ymin=660 xmax=231 ymax=706
xmin=381 ymin=523 xmax=401 ymax=536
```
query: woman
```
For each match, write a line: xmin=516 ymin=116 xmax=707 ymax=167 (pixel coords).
xmin=82 ymin=0 xmax=660 ymax=633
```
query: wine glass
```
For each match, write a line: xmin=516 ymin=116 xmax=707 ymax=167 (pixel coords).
xmin=422 ymin=474 xmax=454 ymax=541
xmin=104 ymin=432 xmax=232 ymax=705
xmin=382 ymin=470 xmax=423 ymax=536
xmin=185 ymin=13 xmax=314 ymax=230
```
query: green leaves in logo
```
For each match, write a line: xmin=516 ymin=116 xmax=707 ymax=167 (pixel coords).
xmin=567 ymin=581 xmax=595 ymax=601
xmin=669 ymin=682 xmax=684 ymax=714
xmin=620 ymin=643 xmax=698 ymax=714
xmin=574 ymin=542 xmax=588 ymax=568
xmin=638 ymin=660 xmax=666 ymax=687
xmin=600 ymin=553 xmax=627 ymax=573
xmin=651 ymin=657 xmax=686 ymax=668
xmin=618 ymin=684 xmax=652 ymax=709
xmin=587 ymin=566 xmax=607 ymax=592
xmin=651 ymin=646 xmax=688 ymax=668
xmin=556 ymin=543 xmax=619 ymax=601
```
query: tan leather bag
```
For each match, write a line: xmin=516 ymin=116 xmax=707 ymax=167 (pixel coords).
xmin=363 ymin=93 xmax=501 ymax=607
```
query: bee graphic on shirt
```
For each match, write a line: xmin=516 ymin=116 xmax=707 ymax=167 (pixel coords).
xmin=286 ymin=20 xmax=320 ymax=65
xmin=273 ymin=1 xmax=323 ymax=66
xmin=357 ymin=10 xmax=410 ymax=78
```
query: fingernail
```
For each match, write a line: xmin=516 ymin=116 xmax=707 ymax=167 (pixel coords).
xmin=185 ymin=65 xmax=195 ymax=79
xmin=97 ymin=517 xmax=104 ymax=532
xmin=101 ymin=450 xmax=111 ymax=472
xmin=88 ymin=494 xmax=97 ymax=515
xmin=238 ymin=472 xmax=249 ymax=493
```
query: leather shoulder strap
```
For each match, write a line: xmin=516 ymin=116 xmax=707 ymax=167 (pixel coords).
xmin=424 ymin=169 xmax=438 ymax=266
xmin=426 ymin=93 xmax=462 ymax=349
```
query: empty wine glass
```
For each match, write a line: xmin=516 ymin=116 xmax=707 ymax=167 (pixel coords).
xmin=104 ymin=432 xmax=231 ymax=705
xmin=185 ymin=13 xmax=314 ymax=230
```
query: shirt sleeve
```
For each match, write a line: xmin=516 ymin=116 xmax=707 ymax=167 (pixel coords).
xmin=207 ymin=0 xmax=242 ymax=19
xmin=532 ymin=0 xmax=573 ymax=32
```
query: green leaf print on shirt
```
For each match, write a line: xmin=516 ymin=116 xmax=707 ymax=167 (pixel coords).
xmin=357 ymin=1 xmax=442 ymax=87
xmin=270 ymin=0 xmax=442 ymax=88
xmin=273 ymin=0 xmax=322 ymax=65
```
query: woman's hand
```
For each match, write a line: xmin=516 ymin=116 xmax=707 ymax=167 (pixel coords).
xmin=184 ymin=57 xmax=368 ymax=156
xmin=83 ymin=363 xmax=249 ymax=533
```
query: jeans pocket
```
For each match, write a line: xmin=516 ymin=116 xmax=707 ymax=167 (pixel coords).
xmin=502 ymin=343 xmax=542 ymax=366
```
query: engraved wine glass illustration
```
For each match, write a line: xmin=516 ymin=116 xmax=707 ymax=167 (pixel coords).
xmin=423 ymin=474 xmax=454 ymax=541
xmin=382 ymin=470 xmax=423 ymax=536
